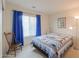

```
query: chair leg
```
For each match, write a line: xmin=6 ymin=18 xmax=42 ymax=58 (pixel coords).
xmin=21 ymin=46 xmax=22 ymax=51
xmin=6 ymin=50 xmax=9 ymax=54
xmin=14 ymin=48 xmax=16 ymax=57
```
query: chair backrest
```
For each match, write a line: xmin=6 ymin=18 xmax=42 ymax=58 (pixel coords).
xmin=4 ymin=32 xmax=15 ymax=48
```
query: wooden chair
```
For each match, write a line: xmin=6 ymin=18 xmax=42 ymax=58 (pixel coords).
xmin=4 ymin=32 xmax=22 ymax=56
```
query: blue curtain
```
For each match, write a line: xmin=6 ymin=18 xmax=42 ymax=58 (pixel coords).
xmin=36 ymin=15 xmax=41 ymax=36
xmin=13 ymin=10 xmax=24 ymax=45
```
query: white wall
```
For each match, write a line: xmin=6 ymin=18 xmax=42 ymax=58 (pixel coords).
xmin=2 ymin=1 xmax=50 ymax=56
xmin=49 ymin=7 xmax=79 ymax=49
xmin=3 ymin=1 xmax=79 ymax=57
xmin=2 ymin=0 xmax=9 ymax=57
xmin=0 ymin=0 xmax=2 ymax=57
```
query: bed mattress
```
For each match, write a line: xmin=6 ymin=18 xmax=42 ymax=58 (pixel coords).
xmin=32 ymin=33 xmax=73 ymax=58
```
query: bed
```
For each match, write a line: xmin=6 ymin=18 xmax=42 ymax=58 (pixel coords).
xmin=32 ymin=33 xmax=73 ymax=58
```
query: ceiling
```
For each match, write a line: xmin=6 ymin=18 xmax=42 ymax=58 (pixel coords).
xmin=6 ymin=0 xmax=79 ymax=14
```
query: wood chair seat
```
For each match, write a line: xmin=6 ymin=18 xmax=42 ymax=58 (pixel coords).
xmin=9 ymin=43 xmax=22 ymax=50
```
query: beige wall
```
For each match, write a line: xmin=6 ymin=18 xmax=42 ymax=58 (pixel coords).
xmin=49 ymin=7 xmax=79 ymax=49
xmin=2 ymin=2 xmax=50 ymax=56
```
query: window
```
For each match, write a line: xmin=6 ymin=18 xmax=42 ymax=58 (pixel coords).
xmin=22 ymin=15 xmax=36 ymax=37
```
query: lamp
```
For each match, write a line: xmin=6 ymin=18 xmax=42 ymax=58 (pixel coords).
xmin=74 ymin=16 xmax=79 ymax=50
xmin=69 ymin=27 xmax=72 ymax=30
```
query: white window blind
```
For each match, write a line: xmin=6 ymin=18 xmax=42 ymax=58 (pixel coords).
xmin=22 ymin=15 xmax=36 ymax=37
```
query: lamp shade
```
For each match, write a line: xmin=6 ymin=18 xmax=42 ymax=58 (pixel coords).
xmin=74 ymin=16 xmax=79 ymax=19
xmin=69 ymin=27 xmax=72 ymax=30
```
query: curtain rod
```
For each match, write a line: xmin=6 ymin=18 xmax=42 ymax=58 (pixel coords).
xmin=12 ymin=10 xmax=41 ymax=16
